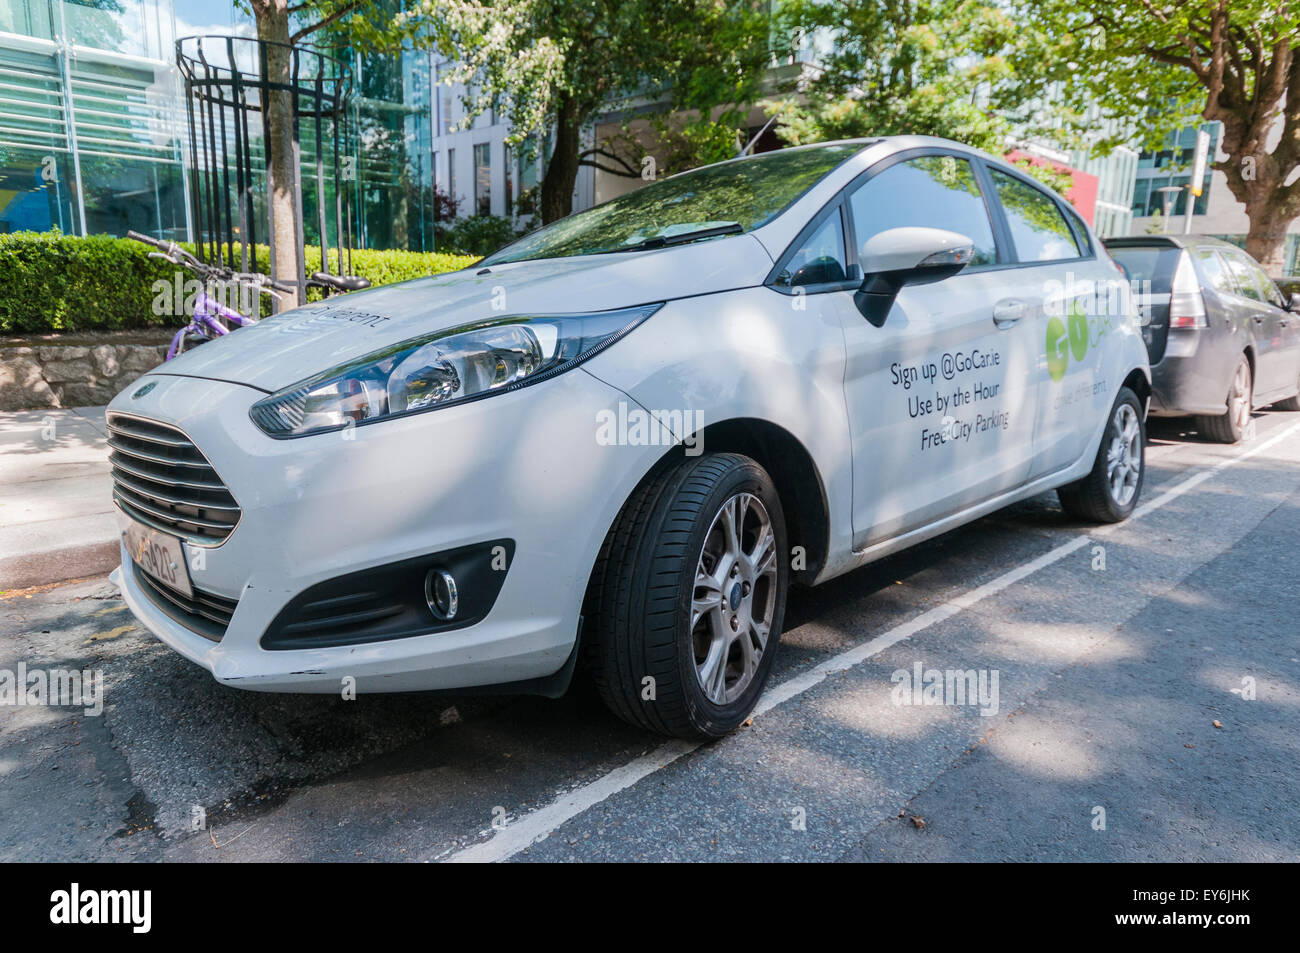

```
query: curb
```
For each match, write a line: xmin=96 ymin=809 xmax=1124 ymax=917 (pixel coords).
xmin=0 ymin=539 xmax=120 ymax=591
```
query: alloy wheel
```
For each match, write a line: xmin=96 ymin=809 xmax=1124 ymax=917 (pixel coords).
xmin=1106 ymin=402 xmax=1142 ymax=507
xmin=1229 ymin=360 xmax=1252 ymax=433
xmin=691 ymin=492 xmax=779 ymax=706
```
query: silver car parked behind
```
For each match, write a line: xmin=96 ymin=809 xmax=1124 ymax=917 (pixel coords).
xmin=1106 ymin=235 xmax=1300 ymax=442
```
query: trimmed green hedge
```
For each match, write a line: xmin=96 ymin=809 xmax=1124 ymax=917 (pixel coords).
xmin=0 ymin=231 xmax=477 ymax=334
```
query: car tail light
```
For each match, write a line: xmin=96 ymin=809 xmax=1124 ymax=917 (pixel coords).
xmin=1169 ymin=251 xmax=1208 ymax=328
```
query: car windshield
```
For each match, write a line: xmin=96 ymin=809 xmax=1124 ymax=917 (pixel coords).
xmin=481 ymin=143 xmax=863 ymax=265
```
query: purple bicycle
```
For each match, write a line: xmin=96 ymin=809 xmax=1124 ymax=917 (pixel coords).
xmin=128 ymin=230 xmax=369 ymax=360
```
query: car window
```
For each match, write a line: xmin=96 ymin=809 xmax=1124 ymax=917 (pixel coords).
xmin=847 ymin=155 xmax=998 ymax=267
xmin=1108 ymin=245 xmax=1181 ymax=293
xmin=1060 ymin=202 xmax=1093 ymax=255
xmin=774 ymin=209 xmax=848 ymax=288
xmin=1221 ymin=251 xmax=1265 ymax=302
xmin=989 ymin=169 xmax=1082 ymax=262
xmin=481 ymin=143 xmax=861 ymax=264
xmin=1195 ymin=248 xmax=1235 ymax=295
xmin=1237 ymin=254 xmax=1288 ymax=308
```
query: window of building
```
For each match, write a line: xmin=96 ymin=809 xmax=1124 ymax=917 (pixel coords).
xmin=989 ymin=169 xmax=1082 ymax=262
xmin=504 ymin=145 xmax=513 ymax=215
xmin=516 ymin=136 xmax=540 ymax=216
xmin=848 ymin=155 xmax=998 ymax=266
xmin=447 ymin=147 xmax=456 ymax=208
xmin=473 ymin=142 xmax=490 ymax=216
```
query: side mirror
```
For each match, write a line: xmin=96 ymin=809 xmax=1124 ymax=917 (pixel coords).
xmin=854 ymin=227 xmax=976 ymax=326
xmin=1288 ymin=292 xmax=1300 ymax=314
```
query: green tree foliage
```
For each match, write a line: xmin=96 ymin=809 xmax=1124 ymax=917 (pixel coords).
xmin=1018 ymin=0 xmax=1300 ymax=271
xmin=402 ymin=1 xmax=774 ymax=222
xmin=766 ymin=0 xmax=1063 ymax=153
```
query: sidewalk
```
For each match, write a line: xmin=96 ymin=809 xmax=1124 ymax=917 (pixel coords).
xmin=0 ymin=406 xmax=118 ymax=590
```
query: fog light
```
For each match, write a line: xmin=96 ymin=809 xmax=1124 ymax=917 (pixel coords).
xmin=424 ymin=568 xmax=459 ymax=620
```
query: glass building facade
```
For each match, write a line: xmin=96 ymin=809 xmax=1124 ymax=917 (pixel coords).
xmin=1132 ymin=122 xmax=1220 ymax=219
xmin=1067 ymin=143 xmax=1138 ymax=239
xmin=0 ymin=0 xmax=445 ymax=252
xmin=0 ymin=0 xmax=190 ymax=238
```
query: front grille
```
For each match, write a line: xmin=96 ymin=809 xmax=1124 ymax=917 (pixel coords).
xmin=131 ymin=562 xmax=237 ymax=642
xmin=107 ymin=413 xmax=241 ymax=544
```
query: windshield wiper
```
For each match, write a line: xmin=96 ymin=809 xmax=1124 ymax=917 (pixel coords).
xmin=610 ymin=222 xmax=744 ymax=253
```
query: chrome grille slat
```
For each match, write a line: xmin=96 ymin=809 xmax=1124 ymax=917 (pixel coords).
xmin=106 ymin=437 xmax=210 ymax=468
xmin=106 ymin=421 xmax=193 ymax=448
xmin=110 ymin=453 xmax=228 ymax=491
xmin=114 ymin=489 xmax=235 ymax=533
xmin=111 ymin=471 xmax=241 ymax=512
xmin=108 ymin=413 xmax=241 ymax=545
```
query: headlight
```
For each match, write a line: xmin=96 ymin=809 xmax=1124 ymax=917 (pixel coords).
xmin=250 ymin=303 xmax=662 ymax=437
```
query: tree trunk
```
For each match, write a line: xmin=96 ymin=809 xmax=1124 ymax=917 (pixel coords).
xmin=540 ymin=96 xmax=582 ymax=224
xmin=1243 ymin=202 xmax=1292 ymax=275
xmin=252 ymin=0 xmax=303 ymax=307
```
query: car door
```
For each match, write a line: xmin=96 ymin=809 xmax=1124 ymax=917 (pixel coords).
xmin=834 ymin=152 xmax=1039 ymax=548
xmin=1220 ymin=248 xmax=1287 ymax=397
xmin=978 ymin=167 xmax=1116 ymax=480
xmin=1254 ymin=264 xmax=1300 ymax=397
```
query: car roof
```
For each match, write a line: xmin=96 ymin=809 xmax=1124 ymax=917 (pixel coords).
xmin=1104 ymin=234 xmax=1242 ymax=253
xmin=767 ymin=134 xmax=1046 ymax=176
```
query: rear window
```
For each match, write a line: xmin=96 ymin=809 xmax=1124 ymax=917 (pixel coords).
xmin=1108 ymin=245 xmax=1181 ymax=293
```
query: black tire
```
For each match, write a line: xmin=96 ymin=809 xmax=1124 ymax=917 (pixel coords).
xmin=1057 ymin=386 xmax=1145 ymax=523
xmin=1196 ymin=355 xmax=1252 ymax=442
xmin=583 ymin=453 xmax=789 ymax=740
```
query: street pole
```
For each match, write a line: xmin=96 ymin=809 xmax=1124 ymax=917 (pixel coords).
xmin=1185 ymin=129 xmax=1211 ymax=236
xmin=1156 ymin=186 xmax=1180 ymax=234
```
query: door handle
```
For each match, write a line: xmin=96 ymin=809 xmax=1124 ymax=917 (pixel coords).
xmin=993 ymin=299 xmax=1026 ymax=328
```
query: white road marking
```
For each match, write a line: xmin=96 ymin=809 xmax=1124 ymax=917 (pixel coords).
xmin=1116 ymin=419 xmax=1300 ymax=527
xmin=442 ymin=418 xmax=1300 ymax=863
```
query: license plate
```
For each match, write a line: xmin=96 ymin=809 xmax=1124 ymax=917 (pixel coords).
xmin=118 ymin=509 xmax=192 ymax=598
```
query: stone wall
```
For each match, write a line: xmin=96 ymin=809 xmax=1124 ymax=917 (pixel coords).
xmin=0 ymin=333 xmax=170 ymax=411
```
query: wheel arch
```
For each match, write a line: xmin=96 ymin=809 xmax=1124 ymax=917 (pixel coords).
xmin=1122 ymin=366 xmax=1151 ymax=413
xmin=688 ymin=418 xmax=831 ymax=585
xmin=585 ymin=417 xmax=831 ymax=593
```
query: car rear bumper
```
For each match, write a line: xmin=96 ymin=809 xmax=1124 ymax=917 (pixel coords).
xmin=1147 ymin=332 xmax=1231 ymax=417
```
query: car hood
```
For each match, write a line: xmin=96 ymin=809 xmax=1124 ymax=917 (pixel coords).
xmin=147 ymin=234 xmax=772 ymax=393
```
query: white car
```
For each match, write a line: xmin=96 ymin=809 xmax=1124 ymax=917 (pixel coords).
xmin=108 ymin=137 xmax=1150 ymax=739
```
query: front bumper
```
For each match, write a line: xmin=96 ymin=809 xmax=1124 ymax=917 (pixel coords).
xmin=107 ymin=368 xmax=658 ymax=694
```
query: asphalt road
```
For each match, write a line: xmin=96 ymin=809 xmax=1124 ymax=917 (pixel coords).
xmin=2 ymin=410 xmax=1299 ymax=863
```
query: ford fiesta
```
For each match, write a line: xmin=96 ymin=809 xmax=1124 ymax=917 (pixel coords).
xmin=108 ymin=137 xmax=1150 ymax=740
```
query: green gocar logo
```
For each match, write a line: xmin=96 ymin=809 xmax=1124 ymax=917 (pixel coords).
xmin=1046 ymin=300 xmax=1093 ymax=383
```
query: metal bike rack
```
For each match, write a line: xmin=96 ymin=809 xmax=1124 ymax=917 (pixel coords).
xmin=176 ymin=35 xmax=357 ymax=310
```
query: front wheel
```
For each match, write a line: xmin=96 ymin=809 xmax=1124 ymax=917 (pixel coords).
xmin=583 ymin=453 xmax=789 ymax=740
xmin=1058 ymin=386 xmax=1145 ymax=523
